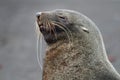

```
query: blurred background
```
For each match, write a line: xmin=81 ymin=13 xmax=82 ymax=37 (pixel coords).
xmin=0 ymin=0 xmax=120 ymax=80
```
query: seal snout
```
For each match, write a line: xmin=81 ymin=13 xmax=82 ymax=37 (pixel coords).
xmin=36 ymin=12 xmax=41 ymax=18
xmin=36 ymin=12 xmax=49 ymax=32
xmin=36 ymin=12 xmax=46 ymax=18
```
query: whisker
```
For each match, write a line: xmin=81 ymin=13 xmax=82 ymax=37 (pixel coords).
xmin=55 ymin=22 xmax=73 ymax=45
xmin=51 ymin=24 xmax=58 ymax=39
xmin=37 ymin=32 xmax=43 ymax=70
xmin=52 ymin=25 xmax=58 ymax=40
xmin=45 ymin=20 xmax=49 ymax=31
xmin=52 ymin=22 xmax=71 ymax=48
xmin=47 ymin=21 xmax=57 ymax=39
xmin=52 ymin=21 xmax=73 ymax=46
xmin=48 ymin=22 xmax=53 ymax=35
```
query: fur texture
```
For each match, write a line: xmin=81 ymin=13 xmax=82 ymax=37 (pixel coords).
xmin=36 ymin=9 xmax=120 ymax=80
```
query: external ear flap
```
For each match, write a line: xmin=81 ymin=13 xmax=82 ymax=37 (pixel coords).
xmin=81 ymin=27 xmax=89 ymax=33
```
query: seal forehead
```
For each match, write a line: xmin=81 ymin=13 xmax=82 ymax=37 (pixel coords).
xmin=50 ymin=9 xmax=77 ymax=24
xmin=36 ymin=9 xmax=76 ymax=23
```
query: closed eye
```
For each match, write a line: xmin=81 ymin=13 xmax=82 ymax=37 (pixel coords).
xmin=56 ymin=15 xmax=70 ymax=25
xmin=57 ymin=15 xmax=67 ymax=23
xmin=58 ymin=16 xmax=66 ymax=19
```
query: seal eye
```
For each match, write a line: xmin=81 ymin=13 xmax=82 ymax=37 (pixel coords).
xmin=58 ymin=16 xmax=66 ymax=20
xmin=57 ymin=15 xmax=68 ymax=24
xmin=57 ymin=14 xmax=66 ymax=20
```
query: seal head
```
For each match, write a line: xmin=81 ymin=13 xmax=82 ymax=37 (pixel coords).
xmin=36 ymin=10 xmax=86 ymax=45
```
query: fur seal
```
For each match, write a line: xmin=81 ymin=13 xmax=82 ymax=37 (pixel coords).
xmin=36 ymin=9 xmax=120 ymax=80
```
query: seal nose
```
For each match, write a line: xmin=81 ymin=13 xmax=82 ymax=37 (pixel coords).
xmin=36 ymin=12 xmax=47 ymax=19
xmin=36 ymin=12 xmax=42 ymax=18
